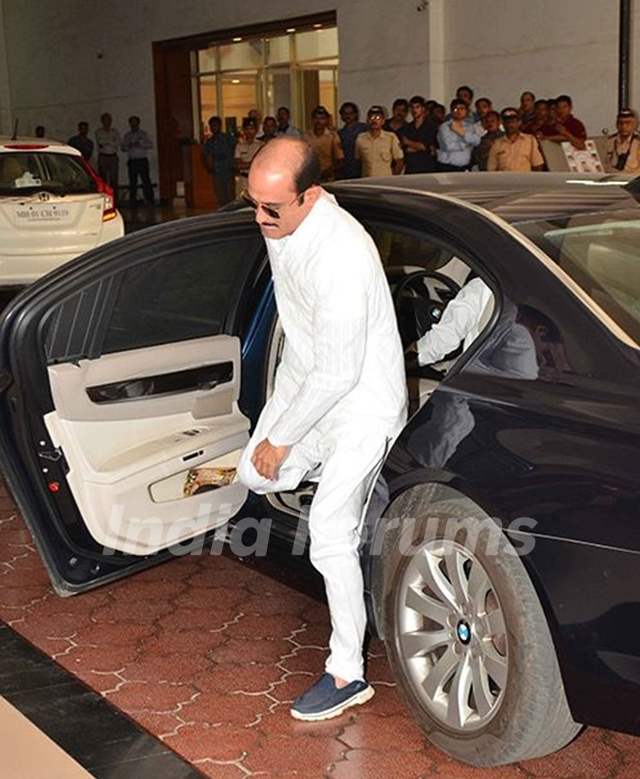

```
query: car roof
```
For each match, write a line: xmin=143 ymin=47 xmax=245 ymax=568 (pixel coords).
xmin=331 ymin=172 xmax=640 ymax=224
xmin=0 ymin=137 xmax=81 ymax=156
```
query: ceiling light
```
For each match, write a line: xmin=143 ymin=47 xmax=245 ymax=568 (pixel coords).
xmin=286 ymin=27 xmax=296 ymax=33
xmin=313 ymin=23 xmax=322 ymax=28
xmin=233 ymin=36 xmax=242 ymax=42
xmin=231 ymin=79 xmax=240 ymax=84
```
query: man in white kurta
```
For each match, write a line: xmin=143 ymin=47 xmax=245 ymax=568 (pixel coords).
xmin=237 ymin=137 xmax=407 ymax=721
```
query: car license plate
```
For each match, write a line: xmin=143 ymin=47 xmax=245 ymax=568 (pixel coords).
xmin=14 ymin=204 xmax=70 ymax=222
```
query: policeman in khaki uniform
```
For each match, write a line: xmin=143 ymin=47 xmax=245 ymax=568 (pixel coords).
xmin=488 ymin=108 xmax=545 ymax=172
xmin=606 ymin=109 xmax=640 ymax=174
xmin=355 ymin=105 xmax=404 ymax=177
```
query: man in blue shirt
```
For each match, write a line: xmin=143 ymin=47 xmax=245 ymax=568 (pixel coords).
xmin=337 ymin=102 xmax=367 ymax=178
xmin=436 ymin=99 xmax=480 ymax=171
xmin=203 ymin=116 xmax=236 ymax=208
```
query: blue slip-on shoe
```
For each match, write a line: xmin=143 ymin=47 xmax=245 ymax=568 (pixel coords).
xmin=290 ymin=673 xmax=375 ymax=721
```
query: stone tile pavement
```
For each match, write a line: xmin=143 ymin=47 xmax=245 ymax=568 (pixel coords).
xmin=1 ymin=482 xmax=638 ymax=778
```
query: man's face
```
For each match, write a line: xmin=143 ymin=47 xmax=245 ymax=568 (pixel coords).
xmin=209 ymin=119 xmax=221 ymax=135
xmin=475 ymin=100 xmax=491 ymax=118
xmin=451 ymin=103 xmax=468 ymax=122
xmin=263 ymin=118 xmax=277 ymax=136
xmin=102 ymin=114 xmax=112 ymax=129
xmin=556 ymin=100 xmax=571 ymax=120
xmin=313 ymin=114 xmax=328 ymax=133
xmin=483 ymin=113 xmax=500 ymax=133
xmin=521 ymin=93 xmax=535 ymax=113
xmin=247 ymin=166 xmax=317 ymax=240
xmin=410 ymin=102 xmax=425 ymax=121
xmin=277 ymin=109 xmax=289 ymax=127
xmin=457 ymin=88 xmax=472 ymax=106
xmin=433 ymin=106 xmax=445 ymax=123
xmin=617 ymin=116 xmax=635 ymax=137
xmin=244 ymin=124 xmax=257 ymax=142
xmin=340 ymin=106 xmax=358 ymax=125
xmin=79 ymin=123 xmax=89 ymax=136
xmin=535 ymin=103 xmax=550 ymax=123
xmin=393 ymin=103 xmax=408 ymax=122
xmin=129 ymin=117 xmax=140 ymax=131
xmin=502 ymin=114 xmax=521 ymax=134
xmin=367 ymin=113 xmax=384 ymax=131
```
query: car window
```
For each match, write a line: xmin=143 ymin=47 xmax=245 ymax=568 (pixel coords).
xmin=44 ymin=235 xmax=264 ymax=362
xmin=518 ymin=210 xmax=640 ymax=346
xmin=43 ymin=154 xmax=96 ymax=194
xmin=364 ymin=222 xmax=454 ymax=273
xmin=0 ymin=152 xmax=95 ymax=194
xmin=102 ymin=236 xmax=263 ymax=354
xmin=0 ymin=153 xmax=47 ymax=191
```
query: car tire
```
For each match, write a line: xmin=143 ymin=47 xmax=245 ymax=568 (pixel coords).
xmin=381 ymin=487 xmax=581 ymax=767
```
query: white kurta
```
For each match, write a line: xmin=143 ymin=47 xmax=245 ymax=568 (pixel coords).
xmin=417 ymin=277 xmax=494 ymax=365
xmin=239 ymin=190 xmax=407 ymax=682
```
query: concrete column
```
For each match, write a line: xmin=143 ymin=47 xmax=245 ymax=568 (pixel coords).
xmin=427 ymin=0 xmax=446 ymax=104
xmin=0 ymin=0 xmax=13 ymax=135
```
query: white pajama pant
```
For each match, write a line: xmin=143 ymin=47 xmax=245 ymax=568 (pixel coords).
xmin=238 ymin=393 xmax=393 ymax=682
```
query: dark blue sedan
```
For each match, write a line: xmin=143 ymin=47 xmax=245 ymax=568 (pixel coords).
xmin=0 ymin=172 xmax=639 ymax=767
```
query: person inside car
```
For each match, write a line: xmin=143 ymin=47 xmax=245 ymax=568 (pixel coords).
xmin=416 ymin=276 xmax=494 ymax=365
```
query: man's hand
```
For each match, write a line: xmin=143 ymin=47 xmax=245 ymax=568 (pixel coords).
xmin=251 ymin=439 xmax=290 ymax=481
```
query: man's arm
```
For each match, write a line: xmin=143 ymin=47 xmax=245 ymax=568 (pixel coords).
xmin=391 ymin=134 xmax=405 ymax=174
xmin=530 ymin=137 xmax=545 ymax=171
xmin=267 ymin=250 xmax=370 ymax=447
xmin=417 ymin=278 xmax=493 ymax=365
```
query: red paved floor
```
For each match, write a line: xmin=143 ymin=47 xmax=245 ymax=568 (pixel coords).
xmin=1 ymin=481 xmax=639 ymax=778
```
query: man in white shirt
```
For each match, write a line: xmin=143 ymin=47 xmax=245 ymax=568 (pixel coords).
xmin=95 ymin=112 xmax=121 ymax=200
xmin=238 ymin=137 xmax=407 ymax=721
xmin=121 ymin=115 xmax=154 ymax=207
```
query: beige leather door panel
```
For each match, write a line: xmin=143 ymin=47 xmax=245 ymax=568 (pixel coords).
xmin=44 ymin=335 xmax=250 ymax=555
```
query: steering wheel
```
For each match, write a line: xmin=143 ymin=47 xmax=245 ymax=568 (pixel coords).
xmin=392 ymin=270 xmax=462 ymax=349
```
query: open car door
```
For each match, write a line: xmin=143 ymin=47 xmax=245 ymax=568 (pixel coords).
xmin=0 ymin=214 xmax=265 ymax=595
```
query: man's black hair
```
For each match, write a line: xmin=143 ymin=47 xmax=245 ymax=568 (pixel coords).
xmin=456 ymin=85 xmax=474 ymax=99
xmin=277 ymin=106 xmax=290 ymax=115
xmin=556 ymin=94 xmax=573 ymax=106
xmin=450 ymin=97 xmax=467 ymax=111
xmin=409 ymin=95 xmax=426 ymax=106
xmin=534 ymin=99 xmax=549 ymax=109
xmin=392 ymin=98 xmax=409 ymax=110
xmin=340 ymin=101 xmax=359 ymax=115
xmin=295 ymin=143 xmax=322 ymax=193
xmin=208 ymin=115 xmax=222 ymax=125
xmin=475 ymin=97 xmax=492 ymax=107
xmin=521 ymin=90 xmax=535 ymax=101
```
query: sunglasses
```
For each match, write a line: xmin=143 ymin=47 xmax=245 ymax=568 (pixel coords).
xmin=241 ymin=189 xmax=305 ymax=220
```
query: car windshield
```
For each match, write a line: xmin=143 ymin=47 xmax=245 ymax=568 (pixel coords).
xmin=0 ymin=152 xmax=97 ymax=195
xmin=519 ymin=210 xmax=640 ymax=347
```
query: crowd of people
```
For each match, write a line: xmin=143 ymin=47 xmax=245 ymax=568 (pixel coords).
xmin=204 ymin=85 xmax=640 ymax=207
xmin=36 ymin=84 xmax=640 ymax=210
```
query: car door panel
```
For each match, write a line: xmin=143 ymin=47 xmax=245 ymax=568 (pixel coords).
xmin=43 ymin=334 xmax=249 ymax=555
